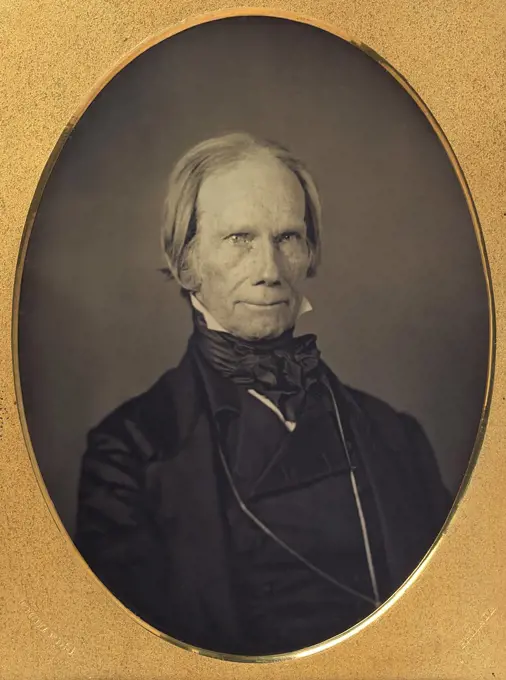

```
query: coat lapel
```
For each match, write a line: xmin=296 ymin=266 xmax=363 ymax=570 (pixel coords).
xmin=326 ymin=370 xmax=430 ymax=590
xmin=144 ymin=351 xmax=242 ymax=651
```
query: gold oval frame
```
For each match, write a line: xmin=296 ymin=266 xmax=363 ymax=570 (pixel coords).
xmin=11 ymin=7 xmax=496 ymax=666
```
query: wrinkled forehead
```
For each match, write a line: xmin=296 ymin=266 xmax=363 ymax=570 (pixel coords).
xmin=196 ymin=151 xmax=306 ymax=228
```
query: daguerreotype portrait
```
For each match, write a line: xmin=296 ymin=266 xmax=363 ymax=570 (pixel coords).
xmin=16 ymin=15 xmax=490 ymax=658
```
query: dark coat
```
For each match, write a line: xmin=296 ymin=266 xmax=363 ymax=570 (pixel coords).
xmin=75 ymin=350 xmax=451 ymax=654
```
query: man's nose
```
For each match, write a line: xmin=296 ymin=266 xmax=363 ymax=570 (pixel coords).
xmin=253 ymin=238 xmax=282 ymax=286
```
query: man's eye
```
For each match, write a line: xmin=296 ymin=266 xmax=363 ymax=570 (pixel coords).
xmin=227 ymin=233 xmax=252 ymax=244
xmin=278 ymin=232 xmax=302 ymax=243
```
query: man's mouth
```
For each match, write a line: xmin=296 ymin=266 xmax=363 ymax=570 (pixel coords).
xmin=241 ymin=300 xmax=288 ymax=308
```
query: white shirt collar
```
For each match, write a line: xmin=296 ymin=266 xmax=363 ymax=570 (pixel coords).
xmin=190 ymin=294 xmax=313 ymax=333
xmin=190 ymin=294 xmax=229 ymax=332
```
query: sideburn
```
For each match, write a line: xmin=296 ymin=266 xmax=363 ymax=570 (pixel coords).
xmin=179 ymin=235 xmax=202 ymax=293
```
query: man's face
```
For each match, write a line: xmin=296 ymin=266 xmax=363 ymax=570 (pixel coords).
xmin=192 ymin=151 xmax=311 ymax=340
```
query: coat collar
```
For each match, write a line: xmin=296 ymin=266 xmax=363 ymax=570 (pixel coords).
xmin=147 ymin=347 xmax=210 ymax=454
xmin=190 ymin=346 xmax=241 ymax=420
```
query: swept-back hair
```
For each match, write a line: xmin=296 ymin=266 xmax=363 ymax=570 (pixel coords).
xmin=161 ymin=132 xmax=322 ymax=288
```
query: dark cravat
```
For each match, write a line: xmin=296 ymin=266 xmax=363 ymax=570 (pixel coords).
xmin=189 ymin=308 xmax=322 ymax=421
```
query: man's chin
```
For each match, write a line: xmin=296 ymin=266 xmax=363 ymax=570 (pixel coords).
xmin=231 ymin=318 xmax=293 ymax=341
xmin=218 ymin=303 xmax=298 ymax=340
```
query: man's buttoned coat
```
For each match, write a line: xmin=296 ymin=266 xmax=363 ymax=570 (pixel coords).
xmin=75 ymin=350 xmax=451 ymax=654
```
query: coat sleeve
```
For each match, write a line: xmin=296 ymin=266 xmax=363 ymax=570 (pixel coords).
xmin=74 ymin=416 xmax=172 ymax=629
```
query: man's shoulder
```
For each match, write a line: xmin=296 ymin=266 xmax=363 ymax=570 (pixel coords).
xmin=341 ymin=379 xmax=452 ymax=518
xmin=345 ymin=384 xmax=406 ymax=423
xmin=87 ymin=356 xmax=196 ymax=455
xmin=94 ymin=369 xmax=175 ymax=428
xmin=338 ymin=380 xmax=425 ymax=450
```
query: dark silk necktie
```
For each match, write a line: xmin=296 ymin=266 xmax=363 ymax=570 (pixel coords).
xmin=190 ymin=308 xmax=322 ymax=421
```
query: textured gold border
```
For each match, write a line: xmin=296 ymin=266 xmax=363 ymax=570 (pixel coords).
xmin=11 ymin=5 xmax=496 ymax=665
xmin=1 ymin=2 xmax=504 ymax=678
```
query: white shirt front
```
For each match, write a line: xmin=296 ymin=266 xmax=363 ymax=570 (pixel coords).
xmin=190 ymin=294 xmax=312 ymax=431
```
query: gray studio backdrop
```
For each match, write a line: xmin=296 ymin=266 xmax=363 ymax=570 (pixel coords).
xmin=18 ymin=16 xmax=490 ymax=536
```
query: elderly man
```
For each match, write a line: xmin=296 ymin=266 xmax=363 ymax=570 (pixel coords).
xmin=75 ymin=132 xmax=451 ymax=656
